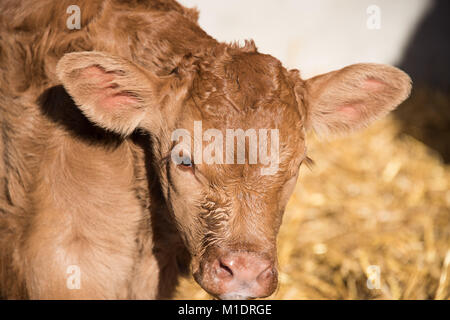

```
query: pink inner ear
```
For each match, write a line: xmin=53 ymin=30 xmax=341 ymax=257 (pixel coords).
xmin=362 ymin=77 xmax=385 ymax=91
xmin=337 ymin=104 xmax=361 ymax=121
xmin=82 ymin=66 xmax=115 ymax=86
xmin=336 ymin=78 xmax=387 ymax=121
xmin=80 ymin=66 xmax=138 ymax=109
xmin=102 ymin=94 xmax=138 ymax=109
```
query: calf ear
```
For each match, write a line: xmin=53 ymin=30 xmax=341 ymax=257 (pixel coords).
xmin=303 ymin=63 xmax=411 ymax=137
xmin=56 ymin=51 xmax=159 ymax=136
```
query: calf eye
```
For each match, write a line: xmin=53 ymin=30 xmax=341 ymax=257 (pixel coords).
xmin=178 ymin=155 xmax=194 ymax=172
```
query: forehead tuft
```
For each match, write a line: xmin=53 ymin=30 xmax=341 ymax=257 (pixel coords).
xmin=189 ymin=50 xmax=302 ymax=130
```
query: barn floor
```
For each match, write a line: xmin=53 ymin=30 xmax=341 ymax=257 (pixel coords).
xmin=174 ymin=86 xmax=450 ymax=300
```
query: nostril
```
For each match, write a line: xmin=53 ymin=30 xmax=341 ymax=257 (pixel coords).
xmin=215 ymin=259 xmax=234 ymax=280
xmin=220 ymin=261 xmax=233 ymax=276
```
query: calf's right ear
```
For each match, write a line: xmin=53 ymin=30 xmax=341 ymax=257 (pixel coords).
xmin=56 ymin=51 xmax=161 ymax=136
xmin=302 ymin=63 xmax=412 ymax=137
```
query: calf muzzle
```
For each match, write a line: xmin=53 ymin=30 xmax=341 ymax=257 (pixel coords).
xmin=198 ymin=250 xmax=278 ymax=300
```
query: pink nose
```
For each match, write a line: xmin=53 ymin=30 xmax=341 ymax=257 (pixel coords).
xmin=212 ymin=251 xmax=277 ymax=299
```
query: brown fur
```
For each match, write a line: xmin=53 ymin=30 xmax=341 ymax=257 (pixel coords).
xmin=0 ymin=0 xmax=411 ymax=299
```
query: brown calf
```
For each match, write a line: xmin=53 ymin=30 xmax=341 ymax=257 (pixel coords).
xmin=0 ymin=0 xmax=411 ymax=299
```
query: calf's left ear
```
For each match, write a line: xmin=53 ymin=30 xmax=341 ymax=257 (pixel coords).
xmin=302 ymin=63 xmax=412 ymax=137
xmin=56 ymin=51 xmax=160 ymax=136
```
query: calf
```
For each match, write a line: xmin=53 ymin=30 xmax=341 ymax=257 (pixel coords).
xmin=0 ymin=0 xmax=411 ymax=299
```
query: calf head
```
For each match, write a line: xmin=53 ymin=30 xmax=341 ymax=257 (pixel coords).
xmin=56 ymin=44 xmax=411 ymax=299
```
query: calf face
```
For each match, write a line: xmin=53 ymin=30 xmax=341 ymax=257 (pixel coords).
xmin=56 ymin=44 xmax=411 ymax=299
